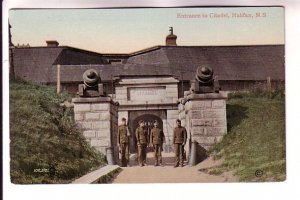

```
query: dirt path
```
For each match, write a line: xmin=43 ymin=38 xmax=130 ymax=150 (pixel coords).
xmin=112 ymin=152 xmax=237 ymax=183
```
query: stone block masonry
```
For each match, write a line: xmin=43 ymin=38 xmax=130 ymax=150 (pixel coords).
xmin=178 ymin=92 xmax=228 ymax=151
xmin=72 ymin=97 xmax=119 ymax=163
xmin=165 ymin=109 xmax=179 ymax=152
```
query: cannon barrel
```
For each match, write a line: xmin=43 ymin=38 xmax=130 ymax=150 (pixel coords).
xmin=79 ymin=69 xmax=105 ymax=97
xmin=191 ymin=66 xmax=220 ymax=94
xmin=195 ymin=66 xmax=213 ymax=84
xmin=83 ymin=69 xmax=101 ymax=87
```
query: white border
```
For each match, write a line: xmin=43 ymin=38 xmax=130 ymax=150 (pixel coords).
xmin=2 ymin=1 xmax=300 ymax=200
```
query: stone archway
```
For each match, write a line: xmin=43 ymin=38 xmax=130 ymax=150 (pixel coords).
xmin=129 ymin=110 xmax=165 ymax=153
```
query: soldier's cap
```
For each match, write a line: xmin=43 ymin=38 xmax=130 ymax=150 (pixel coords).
xmin=121 ymin=117 xmax=126 ymax=121
xmin=176 ymin=119 xmax=181 ymax=123
xmin=138 ymin=120 xmax=144 ymax=124
xmin=153 ymin=120 xmax=158 ymax=124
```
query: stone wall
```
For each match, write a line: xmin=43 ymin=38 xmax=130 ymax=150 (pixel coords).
xmin=164 ymin=109 xmax=179 ymax=152
xmin=118 ymin=111 xmax=128 ymax=125
xmin=115 ymin=77 xmax=179 ymax=105
xmin=115 ymin=76 xmax=180 ymax=153
xmin=72 ymin=97 xmax=119 ymax=163
xmin=178 ymin=92 xmax=228 ymax=153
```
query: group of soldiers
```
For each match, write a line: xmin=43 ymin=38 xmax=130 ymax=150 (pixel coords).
xmin=117 ymin=118 xmax=187 ymax=168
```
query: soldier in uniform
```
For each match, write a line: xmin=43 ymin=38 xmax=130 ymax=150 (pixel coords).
xmin=135 ymin=120 xmax=148 ymax=167
xmin=173 ymin=119 xmax=187 ymax=167
xmin=117 ymin=118 xmax=130 ymax=167
xmin=150 ymin=120 xmax=165 ymax=166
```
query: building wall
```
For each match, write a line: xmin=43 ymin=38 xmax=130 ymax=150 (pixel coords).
xmin=52 ymin=82 xmax=115 ymax=98
xmin=178 ymin=92 xmax=228 ymax=163
xmin=115 ymin=76 xmax=179 ymax=153
xmin=115 ymin=78 xmax=179 ymax=105
xmin=72 ymin=97 xmax=119 ymax=163
xmin=165 ymin=110 xmax=179 ymax=152
xmin=56 ymin=79 xmax=285 ymax=98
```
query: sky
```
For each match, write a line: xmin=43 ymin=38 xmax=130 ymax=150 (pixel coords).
xmin=9 ymin=7 xmax=284 ymax=53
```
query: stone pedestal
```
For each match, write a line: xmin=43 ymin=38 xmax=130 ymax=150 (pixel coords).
xmin=179 ymin=92 xmax=228 ymax=153
xmin=72 ymin=97 xmax=118 ymax=164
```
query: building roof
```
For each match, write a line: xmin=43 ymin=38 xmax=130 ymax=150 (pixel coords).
xmin=12 ymin=47 xmax=64 ymax=83
xmin=12 ymin=46 xmax=108 ymax=83
xmin=49 ymin=64 xmax=173 ymax=83
xmin=125 ymin=45 xmax=285 ymax=81
xmin=53 ymin=47 xmax=109 ymax=65
xmin=12 ymin=44 xmax=285 ymax=83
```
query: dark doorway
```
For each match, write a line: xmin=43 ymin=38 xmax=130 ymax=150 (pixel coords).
xmin=129 ymin=114 xmax=163 ymax=153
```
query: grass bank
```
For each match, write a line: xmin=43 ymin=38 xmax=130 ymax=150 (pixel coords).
xmin=10 ymin=78 xmax=105 ymax=184
xmin=210 ymin=91 xmax=285 ymax=181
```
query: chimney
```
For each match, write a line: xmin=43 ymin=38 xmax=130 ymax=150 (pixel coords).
xmin=165 ymin=27 xmax=177 ymax=46
xmin=46 ymin=40 xmax=59 ymax=47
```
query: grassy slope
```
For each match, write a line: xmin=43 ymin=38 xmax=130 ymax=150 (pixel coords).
xmin=10 ymin=78 xmax=104 ymax=184
xmin=210 ymin=92 xmax=286 ymax=181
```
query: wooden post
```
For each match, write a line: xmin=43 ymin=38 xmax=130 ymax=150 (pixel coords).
xmin=111 ymin=74 xmax=114 ymax=100
xmin=57 ymin=64 xmax=61 ymax=93
xmin=181 ymin=71 xmax=184 ymax=97
xmin=267 ymin=76 xmax=271 ymax=93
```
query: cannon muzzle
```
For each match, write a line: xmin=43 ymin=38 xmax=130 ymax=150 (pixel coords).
xmin=78 ymin=69 xmax=106 ymax=97
xmin=191 ymin=66 xmax=220 ymax=94
xmin=83 ymin=69 xmax=101 ymax=87
xmin=195 ymin=66 xmax=213 ymax=84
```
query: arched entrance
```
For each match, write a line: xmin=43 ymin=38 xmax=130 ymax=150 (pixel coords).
xmin=129 ymin=112 xmax=164 ymax=153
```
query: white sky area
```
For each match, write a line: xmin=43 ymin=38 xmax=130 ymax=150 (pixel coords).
xmin=9 ymin=7 xmax=284 ymax=53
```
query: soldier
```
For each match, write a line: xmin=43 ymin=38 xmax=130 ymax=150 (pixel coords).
xmin=117 ymin=118 xmax=130 ymax=167
xmin=173 ymin=119 xmax=187 ymax=167
xmin=135 ymin=120 xmax=148 ymax=167
xmin=150 ymin=120 xmax=165 ymax=166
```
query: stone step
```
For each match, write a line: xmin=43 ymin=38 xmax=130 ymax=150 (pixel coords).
xmin=71 ymin=165 xmax=120 ymax=184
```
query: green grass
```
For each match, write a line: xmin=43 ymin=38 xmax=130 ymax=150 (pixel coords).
xmin=10 ymin=78 xmax=105 ymax=184
xmin=210 ymin=91 xmax=286 ymax=182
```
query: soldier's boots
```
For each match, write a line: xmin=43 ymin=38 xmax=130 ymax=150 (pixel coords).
xmin=121 ymin=160 xmax=128 ymax=167
xmin=174 ymin=163 xmax=184 ymax=168
xmin=154 ymin=161 xmax=163 ymax=167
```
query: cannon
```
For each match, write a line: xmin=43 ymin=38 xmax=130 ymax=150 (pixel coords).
xmin=190 ymin=66 xmax=220 ymax=94
xmin=78 ymin=69 xmax=106 ymax=97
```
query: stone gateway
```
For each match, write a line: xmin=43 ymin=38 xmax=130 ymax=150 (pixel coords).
xmin=73 ymin=67 xmax=228 ymax=166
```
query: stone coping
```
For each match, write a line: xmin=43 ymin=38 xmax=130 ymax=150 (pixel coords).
xmin=178 ymin=92 xmax=228 ymax=105
xmin=117 ymin=77 xmax=179 ymax=85
xmin=118 ymin=101 xmax=178 ymax=107
xmin=72 ymin=97 xmax=116 ymax=104
xmin=71 ymin=165 xmax=120 ymax=184
xmin=187 ymin=92 xmax=228 ymax=99
xmin=179 ymin=91 xmax=228 ymax=103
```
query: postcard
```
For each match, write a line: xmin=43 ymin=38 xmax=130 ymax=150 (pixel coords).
xmin=8 ymin=6 xmax=285 ymax=185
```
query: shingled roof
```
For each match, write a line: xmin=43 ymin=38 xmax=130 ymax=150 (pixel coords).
xmin=55 ymin=45 xmax=284 ymax=83
xmin=12 ymin=46 xmax=107 ymax=83
xmin=47 ymin=64 xmax=173 ymax=83
xmin=12 ymin=47 xmax=64 ymax=83
xmin=125 ymin=45 xmax=285 ymax=81
xmin=12 ymin=44 xmax=285 ymax=83
xmin=53 ymin=47 xmax=108 ymax=65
